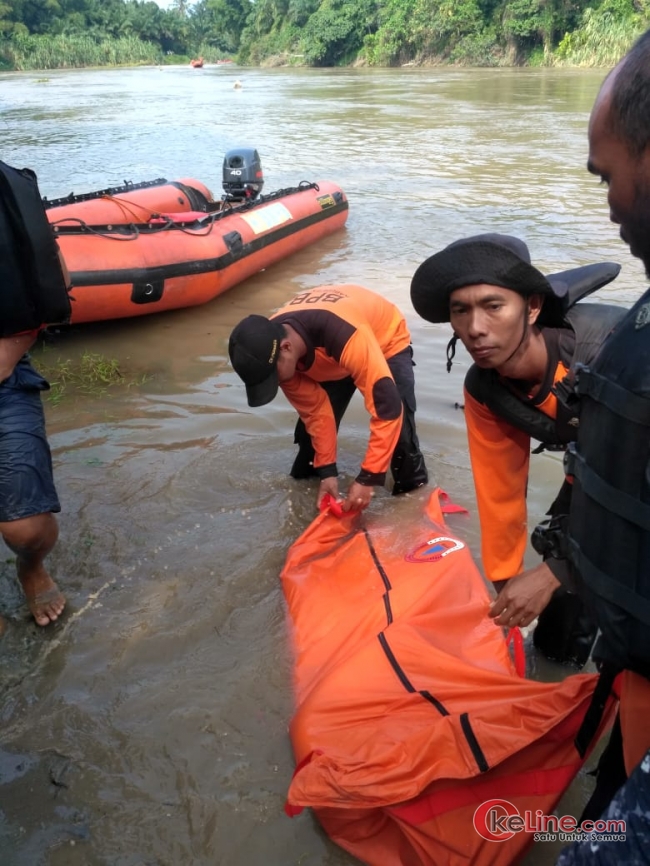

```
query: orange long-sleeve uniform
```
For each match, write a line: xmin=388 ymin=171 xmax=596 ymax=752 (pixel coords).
xmin=619 ymin=671 xmax=650 ymax=774
xmin=271 ymin=285 xmax=411 ymax=483
xmin=464 ymin=361 xmax=570 ymax=583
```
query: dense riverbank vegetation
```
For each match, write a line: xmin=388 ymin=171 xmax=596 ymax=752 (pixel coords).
xmin=1 ymin=0 xmax=648 ymax=70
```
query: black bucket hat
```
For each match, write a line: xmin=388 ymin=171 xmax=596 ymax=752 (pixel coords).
xmin=410 ymin=233 xmax=569 ymax=326
xmin=228 ymin=314 xmax=286 ymax=407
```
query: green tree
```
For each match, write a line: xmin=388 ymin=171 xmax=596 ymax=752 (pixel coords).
xmin=201 ymin=0 xmax=251 ymax=50
xmin=500 ymin=0 xmax=587 ymax=57
xmin=300 ymin=0 xmax=379 ymax=65
xmin=170 ymin=0 xmax=191 ymax=16
xmin=362 ymin=0 xmax=418 ymax=65
xmin=0 ymin=0 xmax=19 ymax=37
xmin=10 ymin=0 xmax=63 ymax=33
xmin=0 ymin=0 xmax=648 ymax=70
xmin=556 ymin=0 xmax=647 ymax=66
xmin=287 ymin=0 xmax=318 ymax=27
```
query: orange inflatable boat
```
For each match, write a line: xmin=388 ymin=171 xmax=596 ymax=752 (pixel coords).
xmin=44 ymin=177 xmax=216 ymax=226
xmin=281 ymin=490 xmax=616 ymax=865
xmin=51 ymin=180 xmax=348 ymax=324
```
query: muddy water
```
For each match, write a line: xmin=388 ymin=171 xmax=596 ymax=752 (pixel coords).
xmin=0 ymin=64 xmax=645 ymax=866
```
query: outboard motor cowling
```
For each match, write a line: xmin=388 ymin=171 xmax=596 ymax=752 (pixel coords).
xmin=222 ymin=148 xmax=264 ymax=202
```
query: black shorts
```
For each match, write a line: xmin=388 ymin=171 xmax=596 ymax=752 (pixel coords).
xmin=0 ymin=357 xmax=60 ymax=523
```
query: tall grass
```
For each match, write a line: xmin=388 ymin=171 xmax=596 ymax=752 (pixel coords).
xmin=1 ymin=33 xmax=163 ymax=71
xmin=555 ymin=9 xmax=648 ymax=67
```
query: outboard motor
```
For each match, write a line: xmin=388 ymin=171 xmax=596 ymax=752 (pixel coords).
xmin=222 ymin=148 xmax=264 ymax=202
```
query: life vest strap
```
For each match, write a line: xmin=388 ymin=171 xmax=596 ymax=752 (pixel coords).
xmin=575 ymin=662 xmax=620 ymax=757
xmin=566 ymin=445 xmax=650 ymax=531
xmin=577 ymin=368 xmax=650 ymax=426
xmin=568 ymin=540 xmax=650 ymax=625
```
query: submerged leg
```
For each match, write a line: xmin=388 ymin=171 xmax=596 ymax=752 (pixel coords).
xmin=387 ymin=348 xmax=428 ymax=495
xmin=290 ymin=377 xmax=357 ymax=479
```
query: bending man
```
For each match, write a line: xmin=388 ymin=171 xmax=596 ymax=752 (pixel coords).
xmin=410 ymin=233 xmax=623 ymax=665
xmin=228 ymin=284 xmax=428 ymax=511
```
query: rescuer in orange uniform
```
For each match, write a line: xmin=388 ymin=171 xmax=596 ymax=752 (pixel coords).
xmin=228 ymin=284 xmax=428 ymax=511
xmin=410 ymin=233 xmax=624 ymax=668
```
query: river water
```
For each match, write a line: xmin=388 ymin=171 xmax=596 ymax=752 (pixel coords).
xmin=0 ymin=64 xmax=645 ymax=866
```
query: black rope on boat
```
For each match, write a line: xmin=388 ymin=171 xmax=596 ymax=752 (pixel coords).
xmin=49 ymin=182 xmax=328 ymax=238
xmin=43 ymin=178 xmax=169 ymax=209
xmin=52 ymin=213 xmax=219 ymax=240
xmin=44 ymin=179 xmax=321 ymax=213
xmin=51 ymin=219 xmax=142 ymax=240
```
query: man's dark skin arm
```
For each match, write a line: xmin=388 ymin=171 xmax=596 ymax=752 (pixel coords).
xmin=489 ymin=478 xmax=573 ymax=628
xmin=0 ymin=331 xmax=37 ymax=381
xmin=489 ymin=563 xmax=560 ymax=628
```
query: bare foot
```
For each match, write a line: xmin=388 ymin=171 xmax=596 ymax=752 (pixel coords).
xmin=18 ymin=564 xmax=66 ymax=626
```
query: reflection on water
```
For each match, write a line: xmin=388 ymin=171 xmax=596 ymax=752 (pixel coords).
xmin=0 ymin=65 xmax=643 ymax=865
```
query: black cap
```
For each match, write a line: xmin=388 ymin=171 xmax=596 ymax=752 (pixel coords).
xmin=228 ymin=314 xmax=286 ymax=407
xmin=410 ymin=233 xmax=568 ymax=326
